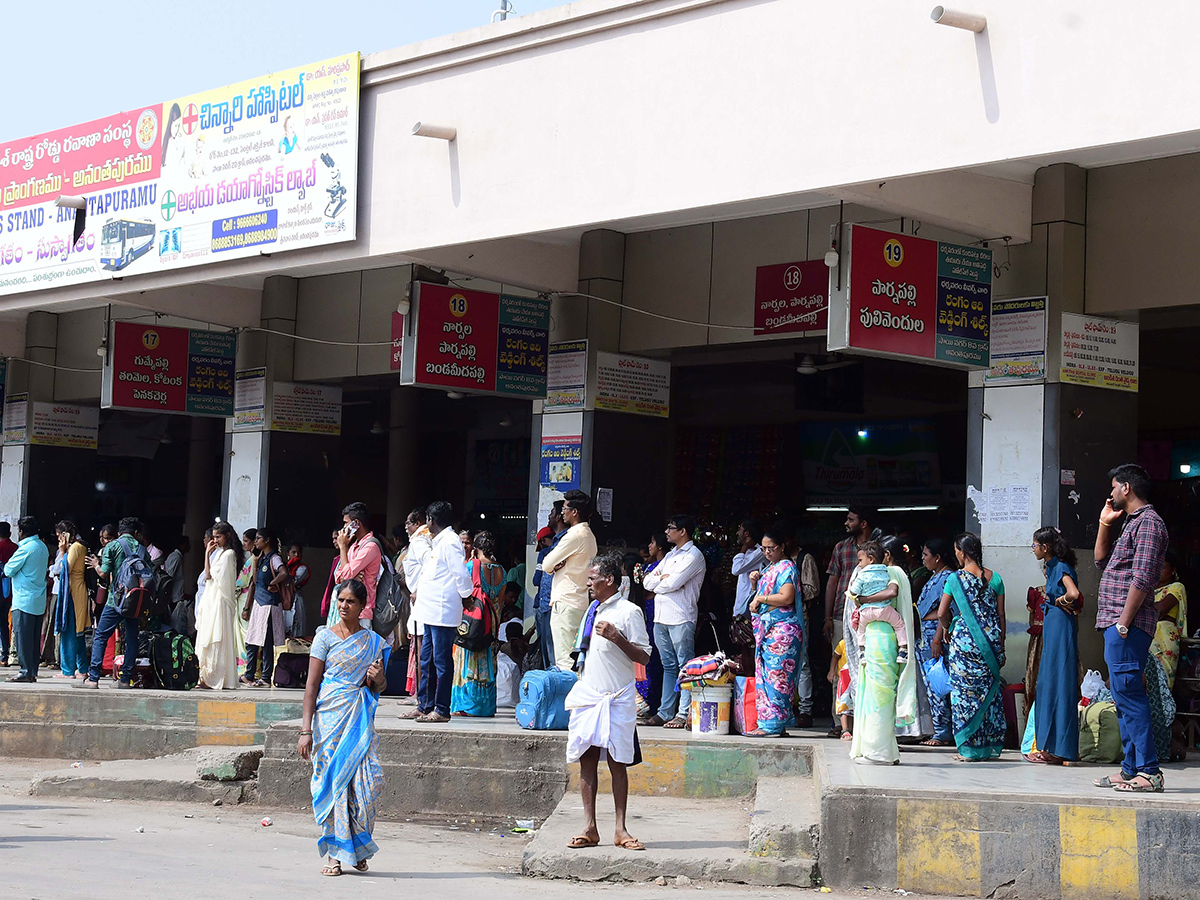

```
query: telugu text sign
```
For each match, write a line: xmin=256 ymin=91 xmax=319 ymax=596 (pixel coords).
xmin=271 ymin=382 xmax=342 ymax=435
xmin=29 ymin=402 xmax=98 ymax=450
xmin=1060 ymin=313 xmax=1138 ymax=392
xmin=105 ymin=322 xmax=236 ymax=416
xmin=0 ymin=53 xmax=360 ymax=297
xmin=545 ymin=340 xmax=587 ymax=412
xmin=754 ymin=260 xmax=829 ymax=335
xmin=595 ymin=351 xmax=670 ymax=418
xmin=986 ymin=296 xmax=1047 ymax=385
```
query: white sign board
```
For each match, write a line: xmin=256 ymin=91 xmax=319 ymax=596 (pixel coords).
xmin=234 ymin=368 xmax=267 ymax=430
xmin=29 ymin=402 xmax=99 ymax=449
xmin=2 ymin=393 xmax=28 ymax=445
xmin=1060 ymin=313 xmax=1138 ymax=392
xmin=594 ymin=351 xmax=670 ymax=418
xmin=545 ymin=340 xmax=587 ymax=412
xmin=270 ymin=382 xmax=342 ymax=435
xmin=986 ymin=296 xmax=1046 ymax=385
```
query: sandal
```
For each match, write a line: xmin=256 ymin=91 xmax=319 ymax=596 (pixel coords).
xmin=253 ymin=679 xmax=268 ymax=687
xmin=742 ymin=729 xmax=781 ymax=738
xmin=615 ymin=837 xmax=645 ymax=850
xmin=920 ymin=738 xmax=950 ymax=747
xmin=1023 ymin=751 xmax=1060 ymax=764
xmin=239 ymin=675 xmax=255 ymax=686
xmin=840 ymin=731 xmax=853 ymax=742
xmin=638 ymin=715 xmax=665 ymax=727
xmin=663 ymin=716 xmax=688 ymax=729
xmin=1113 ymin=772 xmax=1164 ymax=793
xmin=354 ymin=861 xmax=368 ymax=872
xmin=417 ymin=712 xmax=450 ymax=723
xmin=827 ymin=725 xmax=843 ymax=739
xmin=568 ymin=835 xmax=600 ymax=848
xmin=399 ymin=709 xmax=427 ymax=720
xmin=321 ymin=862 xmax=342 ymax=877
xmin=1094 ymin=773 xmax=1128 ymax=789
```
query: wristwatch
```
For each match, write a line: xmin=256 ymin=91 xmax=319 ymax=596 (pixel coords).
xmin=1116 ymin=624 xmax=1129 ymax=637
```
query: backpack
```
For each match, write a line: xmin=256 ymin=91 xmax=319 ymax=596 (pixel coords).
xmin=515 ymin=668 xmax=577 ymax=730
xmin=153 ymin=565 xmax=177 ymax=623
xmin=150 ymin=630 xmax=199 ymax=690
xmin=272 ymin=651 xmax=310 ymax=688
xmin=369 ymin=538 xmax=403 ymax=636
xmin=114 ymin=537 xmax=156 ymax=620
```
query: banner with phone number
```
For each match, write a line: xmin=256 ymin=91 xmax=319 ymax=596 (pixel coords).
xmin=0 ymin=52 xmax=359 ymax=297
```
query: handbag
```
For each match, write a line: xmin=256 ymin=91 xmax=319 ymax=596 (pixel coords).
xmin=455 ymin=560 xmax=495 ymax=652
xmin=271 ymin=555 xmax=295 ymax=611
xmin=729 ymin=613 xmax=753 ymax=649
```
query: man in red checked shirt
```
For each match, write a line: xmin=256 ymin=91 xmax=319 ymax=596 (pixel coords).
xmin=335 ymin=501 xmax=383 ymax=630
xmin=1092 ymin=464 xmax=1169 ymax=794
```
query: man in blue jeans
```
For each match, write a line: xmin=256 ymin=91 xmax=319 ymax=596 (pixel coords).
xmin=76 ymin=517 xmax=145 ymax=689
xmin=402 ymin=501 xmax=472 ymax=723
xmin=3 ymin=517 xmax=49 ymax=683
xmin=532 ymin=501 xmax=565 ymax=669
xmin=641 ymin=514 xmax=706 ymax=728
xmin=1093 ymin=464 xmax=1169 ymax=793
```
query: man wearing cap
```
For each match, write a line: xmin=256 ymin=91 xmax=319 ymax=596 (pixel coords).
xmin=532 ymin=500 xmax=566 ymax=669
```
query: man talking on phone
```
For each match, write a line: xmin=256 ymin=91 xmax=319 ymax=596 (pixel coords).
xmin=335 ymin=501 xmax=382 ymax=630
xmin=1093 ymin=464 xmax=1168 ymax=794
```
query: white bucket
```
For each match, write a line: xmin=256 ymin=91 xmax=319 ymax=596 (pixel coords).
xmin=690 ymin=684 xmax=732 ymax=735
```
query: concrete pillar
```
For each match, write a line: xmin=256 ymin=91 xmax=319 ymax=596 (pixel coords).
xmin=221 ymin=276 xmax=297 ymax=532
xmin=0 ymin=312 xmax=57 ymax=523
xmin=385 ymin=387 xmax=420 ymax=535
xmin=972 ymin=163 xmax=1125 ymax=677
xmin=183 ymin=415 xmax=224 ymax=589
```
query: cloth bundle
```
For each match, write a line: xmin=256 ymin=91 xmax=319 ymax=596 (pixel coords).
xmin=677 ymin=652 xmax=733 ymax=689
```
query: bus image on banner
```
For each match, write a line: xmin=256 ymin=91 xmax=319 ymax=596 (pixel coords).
xmin=101 ymin=218 xmax=157 ymax=271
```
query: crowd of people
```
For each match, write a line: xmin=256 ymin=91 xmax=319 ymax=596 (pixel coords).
xmin=0 ymin=460 xmax=1184 ymax=870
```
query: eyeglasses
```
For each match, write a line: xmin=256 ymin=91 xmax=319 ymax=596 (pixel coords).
xmin=666 ymin=524 xmax=682 ymax=532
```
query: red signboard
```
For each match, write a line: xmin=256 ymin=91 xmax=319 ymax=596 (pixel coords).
xmin=106 ymin=321 xmax=237 ymax=416
xmin=846 ymin=226 xmax=938 ymax=359
xmin=754 ymin=260 xmax=829 ymax=335
xmin=390 ymin=312 xmax=404 ymax=371
xmin=413 ymin=284 xmax=501 ymax=392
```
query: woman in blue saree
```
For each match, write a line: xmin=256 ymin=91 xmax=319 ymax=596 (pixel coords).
xmin=298 ymin=579 xmax=389 ymax=877
xmin=933 ymin=533 xmax=1007 ymax=762
xmin=1028 ymin=527 xmax=1081 ymax=763
xmin=451 ymin=531 xmax=504 ymax=717
xmin=746 ymin=526 xmax=801 ymax=737
xmin=914 ymin=539 xmax=956 ymax=746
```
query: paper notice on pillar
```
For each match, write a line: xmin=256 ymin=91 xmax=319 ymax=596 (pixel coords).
xmin=985 ymin=297 xmax=1047 ymax=385
xmin=966 ymin=485 xmax=988 ymax=524
xmin=29 ymin=402 xmax=98 ymax=449
xmin=538 ymin=485 xmax=564 ymax=529
xmin=545 ymin=341 xmax=587 ymax=412
xmin=596 ymin=487 xmax=613 ymax=523
xmin=270 ymin=382 xmax=342 ymax=435
xmin=988 ymin=485 xmax=1010 ymax=523
xmin=594 ymin=351 xmax=670 ymax=417
xmin=2 ymin=392 xmax=28 ymax=445
xmin=234 ymin=368 xmax=267 ymax=430
xmin=1008 ymin=483 xmax=1031 ymax=524
xmin=1060 ymin=313 xmax=1138 ymax=392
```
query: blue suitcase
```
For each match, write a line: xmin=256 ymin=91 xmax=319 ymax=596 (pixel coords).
xmin=515 ymin=668 xmax=577 ymax=730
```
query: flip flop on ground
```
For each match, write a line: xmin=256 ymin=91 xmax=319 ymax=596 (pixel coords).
xmin=568 ymin=835 xmax=600 ymax=848
xmin=615 ymin=838 xmax=645 ymax=850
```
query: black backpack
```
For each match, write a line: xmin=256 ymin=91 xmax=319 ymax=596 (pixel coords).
xmin=369 ymin=537 xmax=404 ymax=636
xmin=151 ymin=631 xmax=199 ymax=690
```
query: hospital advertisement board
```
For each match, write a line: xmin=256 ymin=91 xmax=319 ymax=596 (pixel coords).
xmin=0 ymin=52 xmax=360 ymax=297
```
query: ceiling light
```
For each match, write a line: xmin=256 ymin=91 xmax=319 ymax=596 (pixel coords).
xmin=1181 ymin=464 xmax=1192 ymax=475
xmin=857 ymin=429 xmax=869 ymax=438
xmin=824 ymin=250 xmax=839 ymax=268
xmin=446 ymin=391 xmax=464 ymax=400
xmin=806 ymin=506 xmax=849 ymax=513
xmin=370 ymin=419 xmax=386 ymax=436
xmin=796 ymin=355 xmax=819 ymax=376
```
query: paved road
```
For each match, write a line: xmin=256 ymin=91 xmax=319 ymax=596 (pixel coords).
xmin=0 ymin=759 xmax=958 ymax=900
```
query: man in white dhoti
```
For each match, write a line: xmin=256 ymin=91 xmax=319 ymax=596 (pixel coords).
xmin=565 ymin=553 xmax=651 ymax=852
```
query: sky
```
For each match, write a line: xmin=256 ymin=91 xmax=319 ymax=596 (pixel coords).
xmin=0 ymin=0 xmax=565 ymax=144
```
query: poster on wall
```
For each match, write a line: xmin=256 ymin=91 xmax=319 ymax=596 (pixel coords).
xmin=594 ymin=351 xmax=670 ymax=417
xmin=541 ymin=411 xmax=584 ymax=493
xmin=801 ymin=419 xmax=941 ymax=505
xmin=0 ymin=53 xmax=360 ymax=298
xmin=233 ymin=367 xmax=266 ymax=430
xmin=401 ymin=284 xmax=550 ymax=398
xmin=270 ymin=381 xmax=342 ymax=434
xmin=29 ymin=402 xmax=98 ymax=449
xmin=2 ymin=392 xmax=27 ymax=445
xmin=986 ymin=296 xmax=1047 ymax=385
xmin=104 ymin=321 xmax=236 ymax=416
xmin=1060 ymin=313 xmax=1138 ymax=392
xmin=754 ymin=260 xmax=829 ymax=335
xmin=827 ymin=225 xmax=992 ymax=368
xmin=545 ymin=340 xmax=587 ymax=411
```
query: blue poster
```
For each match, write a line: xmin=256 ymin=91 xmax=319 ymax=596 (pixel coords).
xmin=540 ymin=434 xmax=581 ymax=491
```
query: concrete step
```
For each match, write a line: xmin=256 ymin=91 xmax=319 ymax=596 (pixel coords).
xmin=521 ymin=794 xmax=816 ymax=887
xmin=30 ymin=747 xmax=259 ymax=805
xmin=748 ymin=774 xmax=820 ymax=860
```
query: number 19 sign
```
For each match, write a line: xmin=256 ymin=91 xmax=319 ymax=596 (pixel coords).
xmin=827 ymin=224 xmax=992 ymax=368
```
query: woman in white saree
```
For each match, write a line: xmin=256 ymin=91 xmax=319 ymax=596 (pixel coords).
xmin=197 ymin=522 xmax=243 ymax=690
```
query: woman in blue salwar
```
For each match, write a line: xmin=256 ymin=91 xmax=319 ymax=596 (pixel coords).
xmin=298 ymin=579 xmax=390 ymax=877
xmin=933 ymin=533 xmax=1007 ymax=762
xmin=1027 ymin=527 xmax=1082 ymax=764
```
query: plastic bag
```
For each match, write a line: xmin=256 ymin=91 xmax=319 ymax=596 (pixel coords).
xmin=1080 ymin=669 xmax=1105 ymax=702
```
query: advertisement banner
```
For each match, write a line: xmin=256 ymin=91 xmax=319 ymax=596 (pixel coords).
xmin=104 ymin=321 xmax=236 ymax=416
xmin=406 ymin=283 xmax=550 ymax=398
xmin=2 ymin=392 xmax=27 ymax=445
xmin=801 ymin=419 xmax=941 ymax=505
xmin=828 ymin=225 xmax=992 ymax=368
xmin=986 ymin=296 xmax=1047 ymax=385
xmin=754 ymin=260 xmax=829 ymax=335
xmin=595 ymin=351 xmax=670 ymax=418
xmin=1060 ymin=313 xmax=1139 ymax=392
xmin=0 ymin=53 xmax=360 ymax=297
xmin=29 ymin=402 xmax=98 ymax=449
xmin=271 ymin=382 xmax=341 ymax=435
xmin=545 ymin=340 xmax=587 ymax=412
xmin=233 ymin=367 xmax=267 ymax=430
xmin=540 ymin=434 xmax=582 ymax=490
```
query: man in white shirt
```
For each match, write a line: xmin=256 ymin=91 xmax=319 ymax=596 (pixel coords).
xmin=403 ymin=500 xmax=470 ymax=723
xmin=539 ymin=490 xmax=598 ymax=669
xmin=564 ymin=553 xmax=650 ymax=852
xmin=641 ymin=513 xmax=706 ymax=728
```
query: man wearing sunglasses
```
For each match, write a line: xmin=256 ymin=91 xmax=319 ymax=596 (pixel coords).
xmin=641 ymin=514 xmax=706 ymax=728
